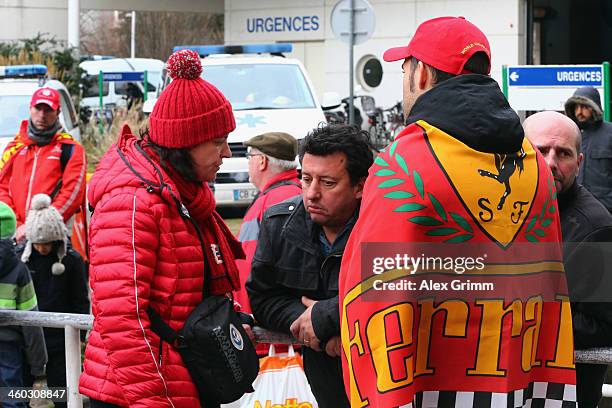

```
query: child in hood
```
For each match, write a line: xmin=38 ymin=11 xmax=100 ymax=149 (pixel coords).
xmin=18 ymin=194 xmax=89 ymax=408
xmin=0 ymin=201 xmax=47 ymax=408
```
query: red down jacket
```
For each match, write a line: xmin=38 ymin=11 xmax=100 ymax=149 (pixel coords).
xmin=79 ymin=126 xmax=205 ymax=407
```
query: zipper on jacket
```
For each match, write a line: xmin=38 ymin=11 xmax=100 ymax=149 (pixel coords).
xmin=25 ymin=149 xmax=40 ymax=214
xmin=179 ymin=204 xmax=210 ymax=290
xmin=158 ymin=341 xmax=163 ymax=367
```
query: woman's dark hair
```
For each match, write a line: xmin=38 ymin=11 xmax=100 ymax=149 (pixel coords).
xmin=139 ymin=128 xmax=199 ymax=182
xmin=299 ymin=124 xmax=374 ymax=186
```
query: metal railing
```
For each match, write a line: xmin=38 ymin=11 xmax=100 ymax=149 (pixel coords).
xmin=0 ymin=310 xmax=295 ymax=408
xmin=1 ymin=310 xmax=611 ymax=407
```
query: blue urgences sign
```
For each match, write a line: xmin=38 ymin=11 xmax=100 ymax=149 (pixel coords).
xmin=101 ymin=72 xmax=144 ymax=82
xmin=508 ymin=65 xmax=603 ymax=87
xmin=246 ymin=15 xmax=320 ymax=33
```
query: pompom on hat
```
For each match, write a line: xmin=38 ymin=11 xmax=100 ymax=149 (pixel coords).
xmin=149 ymin=49 xmax=236 ymax=148
xmin=21 ymin=194 xmax=67 ymax=275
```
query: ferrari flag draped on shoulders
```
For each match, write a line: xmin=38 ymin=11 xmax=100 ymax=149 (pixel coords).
xmin=339 ymin=77 xmax=576 ymax=408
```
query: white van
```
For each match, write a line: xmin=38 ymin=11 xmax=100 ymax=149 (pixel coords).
xmin=148 ymin=44 xmax=326 ymax=207
xmin=79 ymin=58 xmax=164 ymax=110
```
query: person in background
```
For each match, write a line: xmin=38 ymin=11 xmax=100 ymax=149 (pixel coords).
xmin=0 ymin=87 xmax=87 ymax=244
xmin=234 ymin=132 xmax=301 ymax=312
xmin=525 ymin=111 xmax=612 ymax=408
xmin=0 ymin=202 xmax=46 ymax=408
xmin=18 ymin=193 xmax=89 ymax=408
xmin=247 ymin=124 xmax=373 ymax=408
xmin=565 ymin=86 xmax=612 ymax=212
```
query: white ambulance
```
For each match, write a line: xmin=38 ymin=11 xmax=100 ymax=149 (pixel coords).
xmin=148 ymin=44 xmax=325 ymax=207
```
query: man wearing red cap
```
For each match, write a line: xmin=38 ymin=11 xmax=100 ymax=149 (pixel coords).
xmin=0 ymin=87 xmax=86 ymax=244
xmin=339 ymin=17 xmax=577 ymax=407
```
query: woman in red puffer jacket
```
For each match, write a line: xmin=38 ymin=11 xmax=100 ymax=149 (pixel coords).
xmin=79 ymin=50 xmax=245 ymax=408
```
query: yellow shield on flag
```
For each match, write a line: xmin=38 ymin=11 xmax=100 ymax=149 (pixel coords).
xmin=420 ymin=120 xmax=538 ymax=247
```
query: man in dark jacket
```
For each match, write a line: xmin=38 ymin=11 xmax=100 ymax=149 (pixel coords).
xmin=525 ymin=110 xmax=612 ymax=408
xmin=247 ymin=124 xmax=373 ymax=408
xmin=565 ymin=86 xmax=612 ymax=212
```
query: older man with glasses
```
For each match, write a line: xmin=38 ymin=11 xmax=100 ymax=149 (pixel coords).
xmin=234 ymin=132 xmax=301 ymax=313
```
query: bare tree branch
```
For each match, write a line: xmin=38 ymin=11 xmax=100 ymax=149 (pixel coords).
xmin=80 ymin=10 xmax=224 ymax=61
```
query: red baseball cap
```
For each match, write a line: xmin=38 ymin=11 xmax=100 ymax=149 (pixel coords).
xmin=30 ymin=87 xmax=60 ymax=110
xmin=383 ymin=16 xmax=491 ymax=75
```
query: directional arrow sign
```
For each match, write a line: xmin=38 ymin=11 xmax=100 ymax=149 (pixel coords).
xmin=101 ymin=71 xmax=145 ymax=82
xmin=504 ymin=63 xmax=609 ymax=117
xmin=507 ymin=65 xmax=603 ymax=87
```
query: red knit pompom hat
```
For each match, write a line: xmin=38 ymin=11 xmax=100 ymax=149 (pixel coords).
xmin=149 ymin=49 xmax=236 ymax=148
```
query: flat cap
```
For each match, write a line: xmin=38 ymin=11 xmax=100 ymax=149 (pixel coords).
xmin=244 ymin=132 xmax=298 ymax=161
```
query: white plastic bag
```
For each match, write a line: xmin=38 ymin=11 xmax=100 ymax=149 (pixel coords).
xmin=223 ymin=345 xmax=318 ymax=408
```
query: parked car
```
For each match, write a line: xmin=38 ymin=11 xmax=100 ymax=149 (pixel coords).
xmin=0 ymin=64 xmax=80 ymax=152
xmin=146 ymin=44 xmax=326 ymax=207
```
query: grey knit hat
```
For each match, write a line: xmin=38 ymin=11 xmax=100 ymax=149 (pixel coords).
xmin=21 ymin=194 xmax=67 ymax=275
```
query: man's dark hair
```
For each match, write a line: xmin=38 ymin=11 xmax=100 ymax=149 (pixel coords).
xmin=299 ymin=124 xmax=374 ymax=185
xmin=409 ymin=52 xmax=490 ymax=90
xmin=140 ymin=128 xmax=199 ymax=182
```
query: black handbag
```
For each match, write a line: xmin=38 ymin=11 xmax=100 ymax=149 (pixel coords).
xmin=148 ymin=295 xmax=259 ymax=406
xmin=145 ymin=194 xmax=259 ymax=406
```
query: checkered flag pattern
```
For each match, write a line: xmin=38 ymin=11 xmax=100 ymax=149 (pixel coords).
xmin=396 ymin=382 xmax=577 ymax=408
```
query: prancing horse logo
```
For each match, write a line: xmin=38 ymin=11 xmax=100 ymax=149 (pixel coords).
xmin=478 ymin=148 xmax=527 ymax=210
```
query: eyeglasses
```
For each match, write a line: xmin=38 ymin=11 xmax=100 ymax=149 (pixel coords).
xmin=246 ymin=152 xmax=264 ymax=160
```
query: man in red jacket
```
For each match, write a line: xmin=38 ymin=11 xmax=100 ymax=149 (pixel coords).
xmin=0 ymin=87 xmax=86 ymax=243
xmin=234 ymin=132 xmax=301 ymax=312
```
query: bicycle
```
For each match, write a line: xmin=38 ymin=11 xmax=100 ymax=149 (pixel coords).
xmin=385 ymin=101 xmax=405 ymax=139
xmin=361 ymin=96 xmax=398 ymax=149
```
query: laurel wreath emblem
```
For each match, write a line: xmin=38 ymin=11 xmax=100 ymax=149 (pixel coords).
xmin=523 ymin=177 xmax=557 ymax=242
xmin=374 ymin=140 xmax=474 ymax=243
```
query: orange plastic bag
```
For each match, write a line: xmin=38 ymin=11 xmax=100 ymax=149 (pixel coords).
xmin=224 ymin=345 xmax=318 ymax=408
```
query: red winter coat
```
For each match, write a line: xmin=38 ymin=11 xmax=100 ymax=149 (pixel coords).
xmin=0 ymin=120 xmax=86 ymax=226
xmin=79 ymin=126 xmax=206 ymax=407
xmin=233 ymin=170 xmax=301 ymax=313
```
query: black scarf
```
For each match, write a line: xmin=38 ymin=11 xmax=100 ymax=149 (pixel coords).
xmin=27 ymin=119 xmax=63 ymax=146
